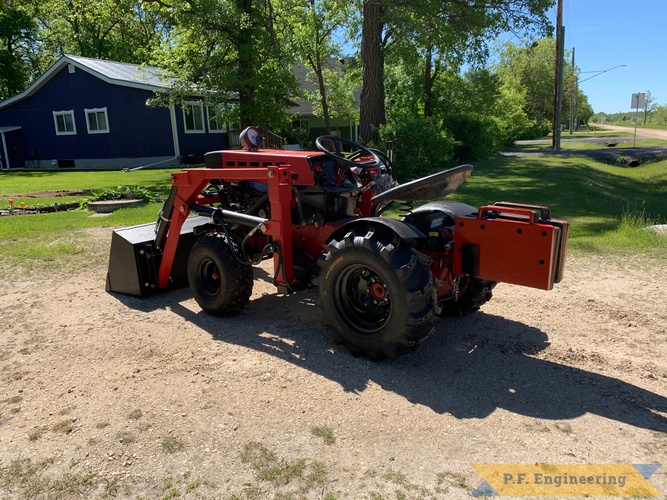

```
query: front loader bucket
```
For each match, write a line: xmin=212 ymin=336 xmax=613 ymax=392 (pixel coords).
xmin=105 ymin=216 xmax=211 ymax=297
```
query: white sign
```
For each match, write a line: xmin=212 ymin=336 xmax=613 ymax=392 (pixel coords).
xmin=631 ymin=92 xmax=646 ymax=109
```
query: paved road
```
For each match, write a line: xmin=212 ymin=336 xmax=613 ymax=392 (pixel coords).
xmin=596 ymin=124 xmax=667 ymax=140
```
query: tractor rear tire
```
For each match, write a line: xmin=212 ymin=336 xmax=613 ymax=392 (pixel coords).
xmin=438 ymin=277 xmax=496 ymax=316
xmin=188 ymin=233 xmax=253 ymax=316
xmin=317 ymin=226 xmax=436 ymax=359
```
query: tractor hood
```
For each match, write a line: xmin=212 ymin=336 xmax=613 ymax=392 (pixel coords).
xmin=371 ymin=164 xmax=473 ymax=203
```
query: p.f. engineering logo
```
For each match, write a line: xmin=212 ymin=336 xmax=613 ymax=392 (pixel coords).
xmin=471 ymin=464 xmax=661 ymax=496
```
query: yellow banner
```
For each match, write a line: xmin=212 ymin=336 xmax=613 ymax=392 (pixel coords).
xmin=471 ymin=463 xmax=661 ymax=497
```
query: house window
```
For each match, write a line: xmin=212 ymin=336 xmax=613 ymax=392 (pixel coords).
xmin=292 ymin=119 xmax=309 ymax=131
xmin=207 ymin=105 xmax=225 ymax=133
xmin=53 ymin=110 xmax=76 ymax=135
xmin=85 ymin=108 xmax=109 ymax=134
xmin=183 ymin=102 xmax=205 ymax=133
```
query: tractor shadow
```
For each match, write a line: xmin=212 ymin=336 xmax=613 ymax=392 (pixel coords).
xmin=115 ymin=276 xmax=667 ymax=433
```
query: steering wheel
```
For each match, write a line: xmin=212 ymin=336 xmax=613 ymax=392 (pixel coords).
xmin=315 ymin=136 xmax=382 ymax=169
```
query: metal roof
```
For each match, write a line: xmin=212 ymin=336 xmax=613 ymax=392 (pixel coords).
xmin=0 ymin=55 xmax=175 ymax=111
xmin=66 ymin=55 xmax=174 ymax=89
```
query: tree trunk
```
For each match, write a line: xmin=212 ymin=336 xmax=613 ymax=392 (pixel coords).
xmin=423 ymin=47 xmax=434 ymax=118
xmin=359 ymin=0 xmax=384 ymax=144
xmin=311 ymin=53 xmax=331 ymax=135
xmin=314 ymin=62 xmax=331 ymax=134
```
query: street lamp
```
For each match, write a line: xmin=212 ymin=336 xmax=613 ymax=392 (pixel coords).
xmin=569 ymin=64 xmax=626 ymax=133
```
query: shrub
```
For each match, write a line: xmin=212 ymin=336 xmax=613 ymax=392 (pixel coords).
xmin=87 ymin=185 xmax=156 ymax=204
xmin=281 ymin=126 xmax=312 ymax=150
xmin=517 ymin=119 xmax=551 ymax=140
xmin=442 ymin=112 xmax=505 ymax=162
xmin=379 ymin=117 xmax=455 ymax=181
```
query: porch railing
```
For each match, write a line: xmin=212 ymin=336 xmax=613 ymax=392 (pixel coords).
xmin=227 ymin=129 xmax=284 ymax=150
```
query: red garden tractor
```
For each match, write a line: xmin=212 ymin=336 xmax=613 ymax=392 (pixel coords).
xmin=106 ymin=127 xmax=569 ymax=359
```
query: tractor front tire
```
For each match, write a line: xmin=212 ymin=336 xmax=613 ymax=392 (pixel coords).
xmin=188 ymin=233 xmax=253 ymax=316
xmin=317 ymin=227 xmax=435 ymax=359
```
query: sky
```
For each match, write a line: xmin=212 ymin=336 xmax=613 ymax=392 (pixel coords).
xmin=544 ymin=0 xmax=666 ymax=114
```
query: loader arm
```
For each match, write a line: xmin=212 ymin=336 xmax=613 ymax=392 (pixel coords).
xmin=153 ymin=166 xmax=298 ymax=290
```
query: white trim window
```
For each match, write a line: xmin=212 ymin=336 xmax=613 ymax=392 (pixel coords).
xmin=183 ymin=101 xmax=205 ymax=133
xmin=53 ymin=110 xmax=76 ymax=135
xmin=207 ymin=105 xmax=225 ymax=133
xmin=85 ymin=107 xmax=110 ymax=134
xmin=292 ymin=119 xmax=310 ymax=131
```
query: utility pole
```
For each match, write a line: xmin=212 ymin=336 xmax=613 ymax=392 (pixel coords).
xmin=569 ymin=47 xmax=575 ymax=134
xmin=552 ymin=0 xmax=564 ymax=150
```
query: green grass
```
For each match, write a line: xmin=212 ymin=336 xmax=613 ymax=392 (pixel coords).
xmin=311 ymin=425 xmax=336 ymax=445
xmin=0 ymin=168 xmax=179 ymax=208
xmin=0 ymin=156 xmax=665 ymax=278
xmin=0 ymin=168 xmax=179 ymax=200
xmin=0 ymin=167 xmax=179 ymax=274
xmin=445 ymin=155 xmax=667 ymax=256
xmin=116 ymin=431 xmax=137 ymax=444
xmin=0 ymin=203 xmax=164 ymax=280
xmin=161 ymin=436 xmax=185 ymax=453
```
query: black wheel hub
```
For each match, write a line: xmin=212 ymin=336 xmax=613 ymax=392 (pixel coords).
xmin=198 ymin=258 xmax=221 ymax=295
xmin=336 ymin=266 xmax=391 ymax=335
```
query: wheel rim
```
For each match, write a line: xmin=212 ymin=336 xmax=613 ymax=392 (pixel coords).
xmin=198 ymin=258 xmax=221 ymax=296
xmin=335 ymin=264 xmax=391 ymax=335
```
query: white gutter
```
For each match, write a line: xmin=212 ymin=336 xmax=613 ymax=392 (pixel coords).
xmin=169 ymin=103 xmax=181 ymax=158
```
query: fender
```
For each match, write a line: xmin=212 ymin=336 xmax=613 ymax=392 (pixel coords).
xmin=325 ymin=217 xmax=426 ymax=246
xmin=404 ymin=200 xmax=478 ymax=225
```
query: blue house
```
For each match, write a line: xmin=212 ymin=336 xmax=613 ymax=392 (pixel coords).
xmin=0 ymin=55 xmax=230 ymax=169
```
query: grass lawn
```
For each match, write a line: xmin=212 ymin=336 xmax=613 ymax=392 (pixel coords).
xmin=0 ymin=156 xmax=665 ymax=278
xmin=448 ymin=155 xmax=666 ymax=255
xmin=0 ymin=168 xmax=182 ymax=276
xmin=0 ymin=168 xmax=180 ymax=206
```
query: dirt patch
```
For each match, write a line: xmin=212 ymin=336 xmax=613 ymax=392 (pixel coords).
xmin=12 ymin=189 xmax=92 ymax=198
xmin=0 ymin=233 xmax=666 ymax=498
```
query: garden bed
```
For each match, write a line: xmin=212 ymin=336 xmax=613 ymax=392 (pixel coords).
xmin=87 ymin=199 xmax=144 ymax=213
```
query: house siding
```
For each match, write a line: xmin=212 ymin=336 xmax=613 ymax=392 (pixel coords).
xmin=0 ymin=62 xmax=228 ymax=168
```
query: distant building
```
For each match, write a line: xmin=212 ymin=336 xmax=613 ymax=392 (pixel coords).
xmin=289 ymin=59 xmax=359 ymax=142
xmin=0 ymin=55 xmax=230 ymax=169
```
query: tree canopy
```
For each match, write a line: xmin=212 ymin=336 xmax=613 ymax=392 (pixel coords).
xmin=3 ymin=0 xmax=627 ymax=170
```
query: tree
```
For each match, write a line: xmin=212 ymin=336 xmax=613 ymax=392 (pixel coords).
xmin=643 ymin=90 xmax=658 ymax=124
xmin=37 ymin=0 xmax=163 ymax=64
xmin=280 ymin=0 xmax=357 ymax=134
xmin=359 ymin=0 xmax=384 ymax=142
xmin=145 ymin=0 xmax=297 ymax=129
xmin=495 ymin=38 xmax=577 ymax=129
xmin=653 ymin=104 xmax=667 ymax=126
xmin=0 ymin=0 xmax=38 ymax=99
xmin=357 ymin=0 xmax=553 ymax=143
xmin=302 ymin=59 xmax=359 ymax=132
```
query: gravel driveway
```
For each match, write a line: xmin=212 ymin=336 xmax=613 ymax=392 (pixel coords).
xmin=1 ymin=227 xmax=666 ymax=499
